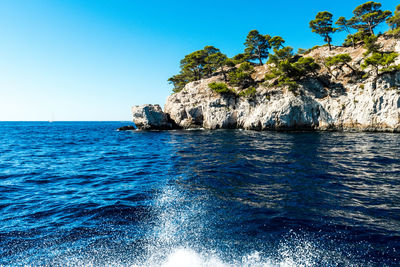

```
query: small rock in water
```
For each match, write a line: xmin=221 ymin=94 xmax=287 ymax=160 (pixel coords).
xmin=117 ymin=125 xmax=136 ymax=131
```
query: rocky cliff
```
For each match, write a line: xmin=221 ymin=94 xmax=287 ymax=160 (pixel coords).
xmin=134 ymin=37 xmax=400 ymax=132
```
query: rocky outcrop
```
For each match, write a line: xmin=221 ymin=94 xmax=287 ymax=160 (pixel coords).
xmin=134 ymin=37 xmax=400 ymax=132
xmin=131 ymin=104 xmax=178 ymax=130
xmin=163 ymin=71 xmax=400 ymax=132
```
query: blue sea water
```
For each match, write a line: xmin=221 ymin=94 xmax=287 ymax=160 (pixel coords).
xmin=0 ymin=121 xmax=399 ymax=266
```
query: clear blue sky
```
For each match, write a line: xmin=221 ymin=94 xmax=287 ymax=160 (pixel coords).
xmin=0 ymin=0 xmax=398 ymax=121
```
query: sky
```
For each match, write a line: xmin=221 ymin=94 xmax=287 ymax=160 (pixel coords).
xmin=0 ymin=0 xmax=398 ymax=121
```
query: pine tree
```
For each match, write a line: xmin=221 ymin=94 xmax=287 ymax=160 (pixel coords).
xmin=310 ymin=11 xmax=337 ymax=51
xmin=168 ymin=46 xmax=221 ymax=92
xmin=205 ymin=52 xmax=232 ymax=81
xmin=336 ymin=17 xmax=357 ymax=47
xmin=387 ymin=4 xmax=400 ymax=34
xmin=351 ymin=1 xmax=392 ymax=35
xmin=244 ymin=30 xmax=271 ymax=65
xmin=325 ymin=54 xmax=358 ymax=78
xmin=362 ymin=52 xmax=398 ymax=76
xmin=270 ymin=36 xmax=285 ymax=50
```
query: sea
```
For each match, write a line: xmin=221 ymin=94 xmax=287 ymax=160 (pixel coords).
xmin=0 ymin=121 xmax=399 ymax=266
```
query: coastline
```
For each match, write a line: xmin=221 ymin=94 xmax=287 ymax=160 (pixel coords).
xmin=130 ymin=36 xmax=400 ymax=133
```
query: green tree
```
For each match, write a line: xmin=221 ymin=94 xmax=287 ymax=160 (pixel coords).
xmin=228 ymin=62 xmax=255 ymax=88
xmin=363 ymin=34 xmax=381 ymax=56
xmin=208 ymin=82 xmax=233 ymax=94
xmin=293 ymin=57 xmax=321 ymax=78
xmin=268 ymin=46 xmax=294 ymax=65
xmin=231 ymin=53 xmax=250 ymax=64
xmin=266 ymin=55 xmax=320 ymax=91
xmin=180 ymin=47 xmax=219 ymax=80
xmin=387 ymin=5 xmax=400 ymax=35
xmin=168 ymin=46 xmax=222 ymax=92
xmin=270 ymin=36 xmax=285 ymax=50
xmin=336 ymin=17 xmax=357 ymax=47
xmin=244 ymin=30 xmax=271 ymax=65
xmin=343 ymin=31 xmax=368 ymax=47
xmin=309 ymin=11 xmax=337 ymax=51
xmin=325 ymin=54 xmax=357 ymax=77
xmin=351 ymin=1 xmax=392 ymax=35
xmin=362 ymin=52 xmax=398 ymax=75
xmin=238 ymin=87 xmax=257 ymax=98
xmin=168 ymin=73 xmax=190 ymax=93
xmin=204 ymin=52 xmax=232 ymax=81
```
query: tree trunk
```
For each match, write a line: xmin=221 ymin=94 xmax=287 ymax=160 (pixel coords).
xmin=259 ymin=56 xmax=263 ymax=65
xmin=326 ymin=34 xmax=332 ymax=51
xmin=345 ymin=27 xmax=356 ymax=48
xmin=344 ymin=63 xmax=356 ymax=73
xmin=368 ymin=21 xmax=374 ymax=35
xmin=221 ymin=67 xmax=227 ymax=82
xmin=323 ymin=63 xmax=336 ymax=79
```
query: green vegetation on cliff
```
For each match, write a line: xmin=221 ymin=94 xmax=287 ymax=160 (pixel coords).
xmin=168 ymin=1 xmax=399 ymax=94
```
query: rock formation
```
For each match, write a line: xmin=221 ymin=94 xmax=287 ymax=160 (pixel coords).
xmin=131 ymin=104 xmax=178 ymax=130
xmin=134 ymin=37 xmax=400 ymax=132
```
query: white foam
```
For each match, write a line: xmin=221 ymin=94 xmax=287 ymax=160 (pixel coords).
xmin=160 ymin=248 xmax=225 ymax=267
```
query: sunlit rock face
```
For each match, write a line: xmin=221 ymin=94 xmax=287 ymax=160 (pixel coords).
xmin=163 ymin=37 xmax=400 ymax=132
xmin=131 ymin=104 xmax=178 ymax=130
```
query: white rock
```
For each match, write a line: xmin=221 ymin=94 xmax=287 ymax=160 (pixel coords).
xmin=131 ymin=104 xmax=176 ymax=130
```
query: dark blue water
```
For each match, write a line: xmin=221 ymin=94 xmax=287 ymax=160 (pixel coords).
xmin=0 ymin=122 xmax=399 ymax=266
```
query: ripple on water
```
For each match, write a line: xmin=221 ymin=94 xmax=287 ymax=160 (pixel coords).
xmin=0 ymin=123 xmax=399 ymax=265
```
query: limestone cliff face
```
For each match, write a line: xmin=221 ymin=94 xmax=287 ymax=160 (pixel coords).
xmin=163 ymin=37 xmax=400 ymax=132
xmin=164 ymin=72 xmax=400 ymax=132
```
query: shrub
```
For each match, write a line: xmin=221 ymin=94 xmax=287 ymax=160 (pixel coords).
xmin=228 ymin=62 xmax=255 ymax=88
xmin=208 ymin=82 xmax=232 ymax=94
xmin=363 ymin=35 xmax=381 ymax=56
xmin=325 ymin=53 xmax=359 ymax=77
xmin=238 ymin=87 xmax=257 ymax=98
xmin=342 ymin=31 xmax=368 ymax=47
xmin=362 ymin=52 xmax=398 ymax=75
xmin=380 ymin=64 xmax=400 ymax=73
xmin=264 ymin=72 xmax=277 ymax=80
xmin=278 ymin=77 xmax=299 ymax=91
xmin=325 ymin=54 xmax=352 ymax=67
xmin=387 ymin=28 xmax=400 ymax=37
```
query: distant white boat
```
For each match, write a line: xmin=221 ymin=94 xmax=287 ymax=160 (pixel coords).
xmin=49 ymin=113 xmax=55 ymax=123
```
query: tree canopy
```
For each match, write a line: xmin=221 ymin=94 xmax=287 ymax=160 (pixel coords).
xmin=387 ymin=4 xmax=400 ymax=35
xmin=309 ymin=11 xmax=337 ymax=50
xmin=168 ymin=1 xmax=400 ymax=93
xmin=244 ymin=30 xmax=271 ymax=65
xmin=205 ymin=52 xmax=233 ymax=82
xmin=351 ymin=1 xmax=392 ymax=35
xmin=168 ymin=46 xmax=231 ymax=92
xmin=270 ymin=36 xmax=285 ymax=50
xmin=228 ymin=62 xmax=255 ymax=88
xmin=336 ymin=17 xmax=357 ymax=47
xmin=362 ymin=52 xmax=398 ymax=75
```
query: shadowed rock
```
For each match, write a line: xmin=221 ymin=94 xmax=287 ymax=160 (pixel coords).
xmin=117 ymin=125 xmax=136 ymax=131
